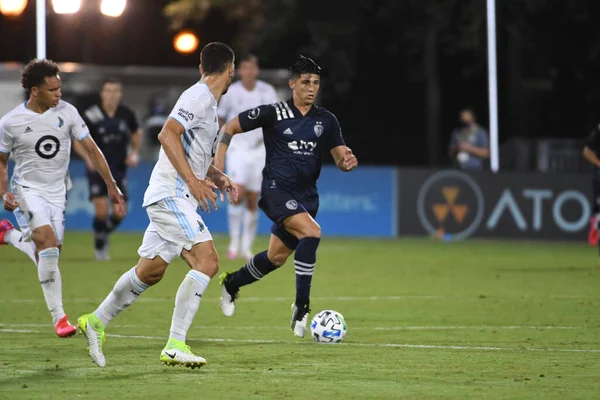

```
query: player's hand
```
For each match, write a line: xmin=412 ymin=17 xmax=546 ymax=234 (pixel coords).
xmin=125 ymin=152 xmax=139 ymax=168
xmin=211 ymin=172 xmax=238 ymax=204
xmin=341 ymin=147 xmax=358 ymax=171
xmin=107 ymin=185 xmax=127 ymax=218
xmin=2 ymin=192 xmax=18 ymax=212
xmin=189 ymin=179 xmax=219 ymax=213
xmin=458 ymin=143 xmax=474 ymax=153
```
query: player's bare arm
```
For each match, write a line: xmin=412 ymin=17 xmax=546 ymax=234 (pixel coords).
xmin=459 ymin=142 xmax=489 ymax=158
xmin=158 ymin=118 xmax=218 ymax=212
xmin=214 ymin=116 xmax=245 ymax=172
xmin=0 ymin=152 xmax=18 ymax=211
xmin=72 ymin=139 xmax=95 ymax=171
xmin=126 ymin=128 xmax=142 ymax=168
xmin=583 ymin=146 xmax=600 ymax=167
xmin=79 ymin=135 xmax=126 ymax=215
xmin=330 ymin=145 xmax=358 ymax=172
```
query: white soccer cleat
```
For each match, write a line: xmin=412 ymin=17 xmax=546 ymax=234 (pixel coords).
xmin=77 ymin=313 xmax=106 ymax=368
xmin=160 ymin=339 xmax=206 ymax=369
xmin=95 ymin=249 xmax=110 ymax=261
xmin=290 ymin=303 xmax=310 ymax=338
xmin=218 ymin=272 xmax=238 ymax=317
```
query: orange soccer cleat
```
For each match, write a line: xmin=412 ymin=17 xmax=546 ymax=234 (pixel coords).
xmin=588 ymin=216 xmax=598 ymax=246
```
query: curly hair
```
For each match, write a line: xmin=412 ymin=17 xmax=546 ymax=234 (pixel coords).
xmin=20 ymin=59 xmax=60 ymax=90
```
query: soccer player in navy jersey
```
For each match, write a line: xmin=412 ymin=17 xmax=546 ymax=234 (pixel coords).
xmin=214 ymin=55 xmax=358 ymax=337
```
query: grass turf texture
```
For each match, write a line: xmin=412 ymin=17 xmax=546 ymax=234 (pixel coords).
xmin=0 ymin=233 xmax=599 ymax=399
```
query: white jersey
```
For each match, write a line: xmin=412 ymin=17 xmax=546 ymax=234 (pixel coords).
xmin=0 ymin=101 xmax=89 ymax=206
xmin=143 ymin=82 xmax=219 ymax=208
xmin=217 ymin=80 xmax=279 ymax=152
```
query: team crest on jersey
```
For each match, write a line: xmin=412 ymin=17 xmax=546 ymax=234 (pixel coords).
xmin=57 ymin=117 xmax=64 ymax=128
xmin=248 ymin=108 xmax=260 ymax=120
xmin=286 ymin=200 xmax=298 ymax=210
xmin=314 ymin=121 xmax=323 ymax=137
xmin=119 ymin=120 xmax=128 ymax=132
xmin=197 ymin=220 xmax=205 ymax=233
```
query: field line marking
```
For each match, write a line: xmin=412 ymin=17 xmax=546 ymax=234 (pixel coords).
xmin=1 ymin=328 xmax=599 ymax=353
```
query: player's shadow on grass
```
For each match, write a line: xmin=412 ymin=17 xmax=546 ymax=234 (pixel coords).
xmin=496 ymin=266 xmax=591 ymax=273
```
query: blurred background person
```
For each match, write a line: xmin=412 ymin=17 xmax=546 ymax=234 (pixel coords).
xmin=217 ymin=54 xmax=279 ymax=260
xmin=448 ymin=108 xmax=490 ymax=170
xmin=74 ymin=78 xmax=141 ymax=261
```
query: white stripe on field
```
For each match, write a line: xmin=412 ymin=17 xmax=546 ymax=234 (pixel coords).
xmin=0 ymin=323 xmax=586 ymax=331
xmin=1 ymin=328 xmax=599 ymax=354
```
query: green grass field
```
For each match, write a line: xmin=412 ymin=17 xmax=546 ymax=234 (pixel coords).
xmin=0 ymin=233 xmax=599 ymax=399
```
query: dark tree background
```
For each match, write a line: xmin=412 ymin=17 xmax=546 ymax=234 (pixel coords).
xmin=2 ymin=0 xmax=600 ymax=166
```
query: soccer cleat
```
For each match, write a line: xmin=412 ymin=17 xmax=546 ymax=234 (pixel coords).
xmin=160 ymin=338 xmax=206 ymax=369
xmin=290 ymin=302 xmax=310 ymax=338
xmin=589 ymin=216 xmax=598 ymax=246
xmin=219 ymin=272 xmax=239 ymax=317
xmin=55 ymin=315 xmax=77 ymax=338
xmin=95 ymin=249 xmax=110 ymax=261
xmin=227 ymin=250 xmax=237 ymax=260
xmin=0 ymin=219 xmax=14 ymax=245
xmin=78 ymin=313 xmax=106 ymax=367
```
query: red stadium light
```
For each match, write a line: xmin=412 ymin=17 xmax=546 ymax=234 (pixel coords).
xmin=0 ymin=0 xmax=27 ymax=16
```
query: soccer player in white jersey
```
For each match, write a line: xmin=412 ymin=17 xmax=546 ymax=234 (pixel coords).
xmin=0 ymin=59 xmax=126 ymax=337
xmin=77 ymin=42 xmax=238 ymax=369
xmin=217 ymin=54 xmax=279 ymax=260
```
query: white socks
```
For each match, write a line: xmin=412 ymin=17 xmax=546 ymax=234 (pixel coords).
xmin=227 ymin=203 xmax=244 ymax=254
xmin=94 ymin=266 xmax=150 ymax=328
xmin=5 ymin=228 xmax=37 ymax=265
xmin=37 ymin=248 xmax=64 ymax=325
xmin=169 ymin=270 xmax=210 ymax=342
xmin=241 ymin=209 xmax=259 ymax=256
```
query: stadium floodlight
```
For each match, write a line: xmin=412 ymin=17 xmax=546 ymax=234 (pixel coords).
xmin=100 ymin=0 xmax=126 ymax=18
xmin=487 ymin=0 xmax=499 ymax=172
xmin=0 ymin=0 xmax=28 ymax=17
xmin=173 ymin=31 xmax=199 ymax=54
xmin=52 ymin=0 xmax=81 ymax=14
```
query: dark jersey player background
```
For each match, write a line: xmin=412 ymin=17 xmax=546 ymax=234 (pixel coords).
xmin=582 ymin=125 xmax=600 ymax=265
xmin=74 ymin=78 xmax=141 ymax=261
xmin=215 ymin=55 xmax=358 ymax=338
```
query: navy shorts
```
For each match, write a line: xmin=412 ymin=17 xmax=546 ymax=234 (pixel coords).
xmin=87 ymin=170 xmax=129 ymax=202
xmin=258 ymin=182 xmax=318 ymax=251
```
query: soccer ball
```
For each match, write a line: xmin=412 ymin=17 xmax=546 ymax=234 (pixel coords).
xmin=309 ymin=310 xmax=347 ymax=343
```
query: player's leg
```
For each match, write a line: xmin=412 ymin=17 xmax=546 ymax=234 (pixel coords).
xmin=282 ymin=212 xmax=322 ymax=338
xmin=226 ymin=152 xmax=247 ymax=259
xmin=0 ymin=218 xmax=37 ymax=264
xmin=588 ymin=181 xmax=600 ymax=246
xmin=159 ymin=198 xmax=215 ymax=368
xmin=78 ymin=221 xmax=174 ymax=367
xmin=240 ymin=158 xmax=263 ymax=259
xmin=220 ymin=231 xmax=294 ymax=317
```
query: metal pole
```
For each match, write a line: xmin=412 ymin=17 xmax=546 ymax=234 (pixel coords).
xmin=487 ymin=0 xmax=499 ymax=172
xmin=36 ymin=0 xmax=46 ymax=59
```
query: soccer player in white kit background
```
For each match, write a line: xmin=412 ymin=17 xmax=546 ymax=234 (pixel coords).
xmin=217 ymin=54 xmax=279 ymax=260
xmin=0 ymin=59 xmax=126 ymax=337
xmin=77 ymin=42 xmax=238 ymax=369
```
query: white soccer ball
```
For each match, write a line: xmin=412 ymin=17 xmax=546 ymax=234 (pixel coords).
xmin=309 ymin=310 xmax=347 ymax=343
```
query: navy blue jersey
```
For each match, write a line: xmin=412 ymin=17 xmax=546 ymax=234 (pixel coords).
xmin=82 ymin=103 xmax=139 ymax=171
xmin=238 ymin=100 xmax=345 ymax=201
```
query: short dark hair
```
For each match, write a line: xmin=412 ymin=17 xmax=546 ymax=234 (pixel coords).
xmin=101 ymin=77 xmax=122 ymax=90
xmin=290 ymin=55 xmax=321 ymax=79
xmin=460 ymin=107 xmax=476 ymax=118
xmin=21 ymin=59 xmax=59 ymax=90
xmin=200 ymin=42 xmax=235 ymax=75
xmin=238 ymin=53 xmax=258 ymax=65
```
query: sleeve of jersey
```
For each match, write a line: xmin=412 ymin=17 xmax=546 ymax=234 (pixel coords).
xmin=168 ymin=94 xmax=206 ymax=132
xmin=0 ymin=122 xmax=13 ymax=153
xmin=128 ymin=108 xmax=140 ymax=132
xmin=327 ymin=114 xmax=346 ymax=150
xmin=70 ymin=110 xmax=91 ymax=141
xmin=238 ymin=105 xmax=276 ymax=133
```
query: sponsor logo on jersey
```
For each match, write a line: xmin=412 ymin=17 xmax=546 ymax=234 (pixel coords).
xmin=288 ymin=140 xmax=317 ymax=154
xmin=178 ymin=108 xmax=195 ymax=122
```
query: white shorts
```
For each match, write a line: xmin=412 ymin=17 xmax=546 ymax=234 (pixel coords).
xmin=226 ymin=147 xmax=265 ymax=193
xmin=14 ymin=193 xmax=66 ymax=245
xmin=137 ymin=197 xmax=213 ymax=264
